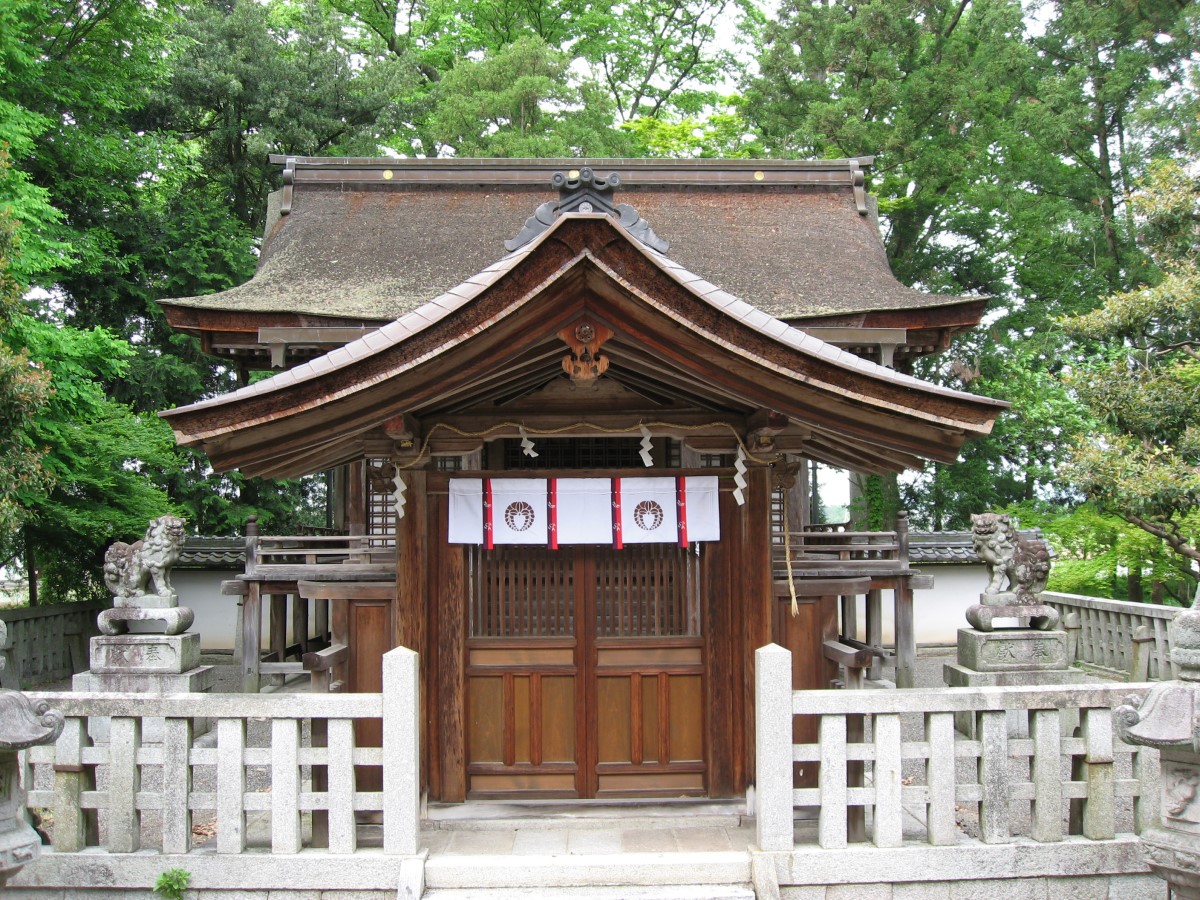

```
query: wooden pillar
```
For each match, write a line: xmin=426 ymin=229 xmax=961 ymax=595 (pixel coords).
xmin=894 ymin=513 xmax=915 ymax=689
xmin=347 ymin=460 xmax=367 ymax=536
xmin=866 ymin=588 xmax=883 ymax=681
xmin=241 ymin=582 xmax=262 ymax=694
xmin=894 ymin=582 xmax=915 ymax=688
xmin=742 ymin=465 xmax=773 ymax=789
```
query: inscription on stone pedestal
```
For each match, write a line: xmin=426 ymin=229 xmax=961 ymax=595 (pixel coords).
xmin=89 ymin=633 xmax=198 ymax=675
xmin=958 ymin=628 xmax=1070 ymax=672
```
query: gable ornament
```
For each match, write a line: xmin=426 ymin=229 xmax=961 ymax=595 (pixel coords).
xmin=506 ymin=168 xmax=668 ymax=253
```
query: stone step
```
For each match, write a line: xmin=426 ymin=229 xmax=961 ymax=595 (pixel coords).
xmin=423 ymin=850 xmax=753 ymax=891
xmin=424 ymin=885 xmax=757 ymax=900
xmin=425 ymin=801 xmax=747 ymax=832
xmin=427 ymin=813 xmax=745 ymax=832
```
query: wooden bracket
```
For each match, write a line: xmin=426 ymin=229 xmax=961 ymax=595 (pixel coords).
xmin=559 ymin=321 xmax=614 ymax=383
xmin=747 ymin=409 xmax=788 ymax=452
xmin=382 ymin=414 xmax=420 ymax=448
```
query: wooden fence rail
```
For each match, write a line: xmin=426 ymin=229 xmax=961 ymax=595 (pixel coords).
xmin=21 ymin=646 xmax=420 ymax=857
xmin=755 ymin=644 xmax=1158 ymax=852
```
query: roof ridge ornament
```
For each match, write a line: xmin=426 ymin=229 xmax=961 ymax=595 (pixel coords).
xmin=505 ymin=167 xmax=669 ymax=253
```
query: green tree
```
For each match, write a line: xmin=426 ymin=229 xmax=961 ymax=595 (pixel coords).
xmin=7 ymin=315 xmax=180 ymax=604
xmin=1061 ymin=160 xmax=1200 ymax=578
xmin=0 ymin=152 xmax=53 ymax=555
xmin=426 ymin=36 xmax=631 ymax=157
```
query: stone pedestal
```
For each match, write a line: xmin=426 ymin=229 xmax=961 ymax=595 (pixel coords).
xmin=945 ymin=626 xmax=1085 ymax=736
xmin=74 ymin=632 xmax=214 ymax=742
xmin=1115 ymin=598 xmax=1200 ymax=898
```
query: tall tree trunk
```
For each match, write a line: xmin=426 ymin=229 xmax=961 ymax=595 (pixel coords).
xmin=1127 ymin=565 xmax=1143 ymax=603
xmin=24 ymin=530 xmax=38 ymax=608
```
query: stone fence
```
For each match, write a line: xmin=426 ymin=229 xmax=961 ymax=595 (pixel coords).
xmin=1044 ymin=590 xmax=1180 ymax=681
xmin=0 ymin=602 xmax=106 ymax=688
xmin=754 ymin=644 xmax=1157 ymax=894
xmin=15 ymin=647 xmax=420 ymax=895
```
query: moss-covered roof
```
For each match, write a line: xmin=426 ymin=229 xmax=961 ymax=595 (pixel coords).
xmin=160 ymin=157 xmax=976 ymax=325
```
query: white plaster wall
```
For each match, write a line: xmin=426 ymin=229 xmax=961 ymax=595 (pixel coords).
xmin=147 ymin=569 xmax=240 ymax=651
xmin=843 ymin=563 xmax=984 ymax=647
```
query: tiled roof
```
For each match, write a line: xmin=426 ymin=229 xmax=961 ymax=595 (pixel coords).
xmin=177 ymin=537 xmax=245 ymax=569
xmin=908 ymin=530 xmax=1043 ymax=564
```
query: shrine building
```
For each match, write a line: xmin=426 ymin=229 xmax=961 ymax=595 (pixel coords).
xmin=158 ymin=157 xmax=1006 ymax=803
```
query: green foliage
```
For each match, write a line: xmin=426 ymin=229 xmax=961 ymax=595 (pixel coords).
xmin=0 ymin=152 xmax=53 ymax=551
xmin=1003 ymin=501 xmax=1194 ymax=604
xmin=1059 ymin=161 xmax=1200 ymax=576
xmin=623 ymin=99 xmax=765 ymax=158
xmin=903 ymin=343 xmax=1094 ymax=530
xmin=4 ymin=314 xmax=180 ymax=603
xmin=154 ymin=867 xmax=191 ymax=900
xmin=426 ymin=36 xmax=631 ymax=157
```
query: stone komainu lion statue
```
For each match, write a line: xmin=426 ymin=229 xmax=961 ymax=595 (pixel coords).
xmin=970 ymin=512 xmax=1051 ymax=603
xmin=103 ymin=515 xmax=186 ymax=602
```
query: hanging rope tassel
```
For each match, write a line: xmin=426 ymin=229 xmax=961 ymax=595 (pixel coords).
xmin=782 ymin=485 xmax=799 ymax=617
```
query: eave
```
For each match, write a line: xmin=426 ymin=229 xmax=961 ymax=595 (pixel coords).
xmin=161 ymin=215 xmax=1006 ymax=479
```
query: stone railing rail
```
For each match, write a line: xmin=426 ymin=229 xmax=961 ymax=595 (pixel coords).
xmin=1044 ymin=590 xmax=1180 ymax=681
xmin=755 ymin=644 xmax=1158 ymax=853
xmin=21 ymin=646 xmax=419 ymax=858
xmin=0 ymin=601 xmax=106 ymax=688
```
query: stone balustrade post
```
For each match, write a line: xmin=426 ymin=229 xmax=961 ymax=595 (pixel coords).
xmin=383 ymin=645 xmax=420 ymax=856
xmin=755 ymin=643 xmax=793 ymax=852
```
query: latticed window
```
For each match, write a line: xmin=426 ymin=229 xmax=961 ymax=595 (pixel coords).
xmin=365 ymin=459 xmax=397 ymax=547
xmin=499 ymin=437 xmax=680 ymax=470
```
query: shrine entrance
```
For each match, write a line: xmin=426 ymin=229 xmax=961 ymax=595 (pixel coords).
xmin=464 ymin=542 xmax=705 ymax=798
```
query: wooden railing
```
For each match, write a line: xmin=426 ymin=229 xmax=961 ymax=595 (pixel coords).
xmin=771 ymin=527 xmax=908 ymax=576
xmin=1044 ymin=591 xmax=1181 ymax=681
xmin=245 ymin=532 xmax=395 ymax=577
xmin=22 ymin=647 xmax=420 ymax=857
xmin=755 ymin=644 xmax=1158 ymax=852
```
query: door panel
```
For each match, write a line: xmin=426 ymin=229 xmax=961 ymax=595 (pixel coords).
xmin=593 ymin=644 xmax=705 ymax=797
xmin=466 ymin=543 xmax=705 ymax=798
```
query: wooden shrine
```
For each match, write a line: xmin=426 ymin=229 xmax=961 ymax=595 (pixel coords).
xmin=160 ymin=159 xmax=1005 ymax=801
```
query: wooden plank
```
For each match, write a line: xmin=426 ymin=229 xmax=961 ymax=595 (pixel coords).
xmin=242 ymin=582 xmax=262 ymax=693
xmin=435 ymin=484 xmax=467 ymax=802
xmin=894 ymin=582 xmax=915 ymax=689
xmin=705 ymin=491 xmax=735 ymax=796
xmin=297 ymin=581 xmax=396 ymax=601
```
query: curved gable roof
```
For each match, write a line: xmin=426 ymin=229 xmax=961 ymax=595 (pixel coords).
xmin=162 ymin=212 xmax=1004 ymax=479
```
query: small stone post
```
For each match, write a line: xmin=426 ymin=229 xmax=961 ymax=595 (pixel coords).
xmin=756 ymin=643 xmax=794 ymax=852
xmin=0 ymin=684 xmax=64 ymax=887
xmin=1116 ymin=597 xmax=1200 ymax=898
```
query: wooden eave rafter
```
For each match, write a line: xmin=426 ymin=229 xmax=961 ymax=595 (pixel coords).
xmin=162 ymin=214 xmax=1005 ymax=478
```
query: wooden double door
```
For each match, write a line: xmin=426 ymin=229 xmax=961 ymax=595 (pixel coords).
xmin=465 ymin=543 xmax=706 ymax=798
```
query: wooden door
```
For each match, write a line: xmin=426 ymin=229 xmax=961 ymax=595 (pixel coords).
xmin=464 ymin=544 xmax=705 ymax=798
